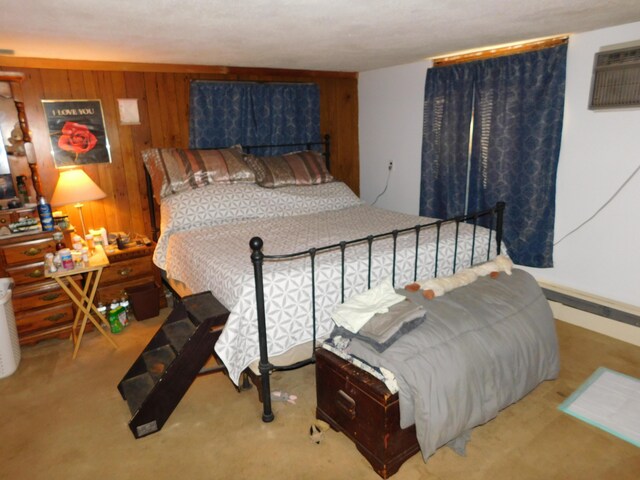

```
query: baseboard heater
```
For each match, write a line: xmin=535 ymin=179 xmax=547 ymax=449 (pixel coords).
xmin=541 ymin=287 xmax=640 ymax=328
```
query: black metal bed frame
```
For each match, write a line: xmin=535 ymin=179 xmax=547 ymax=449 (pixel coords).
xmin=144 ymin=136 xmax=505 ymax=423
xmin=250 ymin=201 xmax=505 ymax=422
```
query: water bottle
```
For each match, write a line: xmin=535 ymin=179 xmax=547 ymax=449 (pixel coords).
xmin=97 ymin=302 xmax=108 ymax=331
xmin=119 ymin=295 xmax=130 ymax=327
xmin=120 ymin=294 xmax=131 ymax=325
xmin=37 ymin=196 xmax=54 ymax=232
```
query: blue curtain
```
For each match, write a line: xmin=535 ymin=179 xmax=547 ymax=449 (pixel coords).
xmin=419 ymin=64 xmax=476 ymax=219
xmin=189 ymin=81 xmax=321 ymax=155
xmin=420 ymin=44 xmax=567 ymax=267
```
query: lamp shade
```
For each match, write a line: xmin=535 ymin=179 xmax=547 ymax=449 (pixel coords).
xmin=50 ymin=169 xmax=106 ymax=207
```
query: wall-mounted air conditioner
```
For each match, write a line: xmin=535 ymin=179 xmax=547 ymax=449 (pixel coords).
xmin=589 ymin=45 xmax=640 ymax=110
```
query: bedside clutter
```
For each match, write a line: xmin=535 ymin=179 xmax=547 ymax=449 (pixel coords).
xmin=0 ymin=228 xmax=165 ymax=346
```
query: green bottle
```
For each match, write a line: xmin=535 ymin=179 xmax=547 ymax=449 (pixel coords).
xmin=108 ymin=300 xmax=124 ymax=334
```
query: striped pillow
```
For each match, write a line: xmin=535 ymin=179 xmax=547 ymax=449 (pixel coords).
xmin=244 ymin=150 xmax=333 ymax=188
xmin=142 ymin=146 xmax=255 ymax=201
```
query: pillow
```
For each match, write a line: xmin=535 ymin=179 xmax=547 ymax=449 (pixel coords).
xmin=153 ymin=182 xmax=363 ymax=270
xmin=142 ymin=146 xmax=255 ymax=201
xmin=244 ymin=150 xmax=333 ymax=188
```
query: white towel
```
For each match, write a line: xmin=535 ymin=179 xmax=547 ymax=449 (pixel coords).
xmin=331 ymin=277 xmax=406 ymax=333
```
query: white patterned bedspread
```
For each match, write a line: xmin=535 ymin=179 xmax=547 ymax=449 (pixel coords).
xmin=157 ymin=190 xmax=500 ymax=384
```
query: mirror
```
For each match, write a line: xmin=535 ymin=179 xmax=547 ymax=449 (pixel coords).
xmin=0 ymin=74 xmax=36 ymax=206
xmin=0 ymin=91 xmax=18 ymax=200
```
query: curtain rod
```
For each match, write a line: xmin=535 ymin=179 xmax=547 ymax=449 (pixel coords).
xmin=432 ymin=36 xmax=569 ymax=67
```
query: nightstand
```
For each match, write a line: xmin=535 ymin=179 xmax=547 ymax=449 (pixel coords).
xmin=96 ymin=243 xmax=166 ymax=311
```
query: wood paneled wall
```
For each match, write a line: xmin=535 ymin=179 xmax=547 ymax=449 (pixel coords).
xmin=0 ymin=59 xmax=359 ymax=239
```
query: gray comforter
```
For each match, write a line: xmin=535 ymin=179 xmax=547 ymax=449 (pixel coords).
xmin=347 ymin=269 xmax=559 ymax=461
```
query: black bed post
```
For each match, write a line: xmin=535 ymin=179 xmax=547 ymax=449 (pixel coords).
xmin=250 ymin=237 xmax=274 ymax=422
xmin=145 ymin=169 xmax=160 ymax=242
xmin=495 ymin=201 xmax=506 ymax=255
xmin=324 ymin=133 xmax=331 ymax=172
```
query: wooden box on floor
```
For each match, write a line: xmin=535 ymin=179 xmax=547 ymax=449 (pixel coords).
xmin=315 ymin=348 xmax=420 ymax=479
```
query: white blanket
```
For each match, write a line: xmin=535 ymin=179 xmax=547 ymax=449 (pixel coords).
xmin=158 ymin=200 xmax=499 ymax=384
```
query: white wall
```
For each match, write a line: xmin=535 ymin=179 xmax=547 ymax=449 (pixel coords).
xmin=359 ymin=60 xmax=429 ymax=214
xmin=359 ymin=21 xmax=640 ymax=307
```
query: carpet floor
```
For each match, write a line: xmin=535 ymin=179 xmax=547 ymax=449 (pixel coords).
xmin=1 ymin=311 xmax=639 ymax=479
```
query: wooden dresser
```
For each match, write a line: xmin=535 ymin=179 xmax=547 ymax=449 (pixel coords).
xmin=0 ymin=232 xmax=165 ymax=346
xmin=0 ymin=230 xmax=76 ymax=345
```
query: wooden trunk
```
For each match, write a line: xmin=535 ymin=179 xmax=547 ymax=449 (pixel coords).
xmin=315 ymin=348 xmax=420 ymax=478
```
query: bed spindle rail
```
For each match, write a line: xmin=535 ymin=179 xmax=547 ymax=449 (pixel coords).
xmin=250 ymin=201 xmax=506 ymax=422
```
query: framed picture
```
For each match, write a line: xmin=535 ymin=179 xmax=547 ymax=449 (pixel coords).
xmin=42 ymin=99 xmax=111 ymax=168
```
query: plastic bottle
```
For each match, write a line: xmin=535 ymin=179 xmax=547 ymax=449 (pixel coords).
xmin=85 ymin=234 xmax=95 ymax=254
xmin=108 ymin=300 xmax=124 ymax=334
xmin=37 ymin=196 xmax=54 ymax=232
xmin=120 ymin=294 xmax=131 ymax=326
xmin=97 ymin=302 xmax=108 ymax=331
xmin=110 ymin=299 xmax=127 ymax=328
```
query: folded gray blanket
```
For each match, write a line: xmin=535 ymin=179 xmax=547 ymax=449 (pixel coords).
xmin=331 ymin=299 xmax=426 ymax=352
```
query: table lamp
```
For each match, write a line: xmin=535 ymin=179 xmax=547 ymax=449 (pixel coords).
xmin=50 ymin=168 xmax=106 ymax=238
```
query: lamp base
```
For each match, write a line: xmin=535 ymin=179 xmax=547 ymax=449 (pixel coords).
xmin=75 ymin=203 xmax=87 ymax=239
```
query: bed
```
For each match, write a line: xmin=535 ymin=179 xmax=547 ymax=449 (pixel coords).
xmin=142 ymin=138 xmax=507 ymax=421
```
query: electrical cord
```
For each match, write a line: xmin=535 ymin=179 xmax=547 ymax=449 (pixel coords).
xmin=371 ymin=164 xmax=392 ymax=206
xmin=554 ymin=162 xmax=640 ymax=246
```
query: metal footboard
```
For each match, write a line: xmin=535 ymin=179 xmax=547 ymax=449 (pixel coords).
xmin=250 ymin=201 xmax=505 ymax=422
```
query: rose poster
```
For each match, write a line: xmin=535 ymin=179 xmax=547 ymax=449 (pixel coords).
xmin=42 ymin=100 xmax=111 ymax=167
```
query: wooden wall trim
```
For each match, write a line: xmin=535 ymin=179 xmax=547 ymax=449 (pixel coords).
xmin=0 ymin=56 xmax=358 ymax=79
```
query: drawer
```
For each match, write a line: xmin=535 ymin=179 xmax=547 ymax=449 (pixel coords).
xmin=316 ymin=360 xmax=390 ymax=445
xmin=3 ymin=238 xmax=56 ymax=265
xmin=0 ymin=211 xmax=12 ymax=227
xmin=101 ymin=255 xmax=153 ymax=284
xmin=16 ymin=302 xmax=75 ymax=335
xmin=96 ymin=275 xmax=156 ymax=305
xmin=5 ymin=261 xmax=47 ymax=285
xmin=12 ymin=281 xmax=70 ymax=312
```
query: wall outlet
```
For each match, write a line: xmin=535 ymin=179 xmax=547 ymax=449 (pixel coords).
xmin=388 ymin=161 xmax=393 ymax=171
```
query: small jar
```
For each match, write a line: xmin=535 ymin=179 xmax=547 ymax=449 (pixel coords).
xmin=85 ymin=234 xmax=95 ymax=254
xmin=71 ymin=250 xmax=82 ymax=266
xmin=59 ymin=248 xmax=74 ymax=270
xmin=81 ymin=247 xmax=89 ymax=264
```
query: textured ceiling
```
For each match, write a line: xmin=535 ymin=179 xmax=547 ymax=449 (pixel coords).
xmin=1 ymin=0 xmax=640 ymax=72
